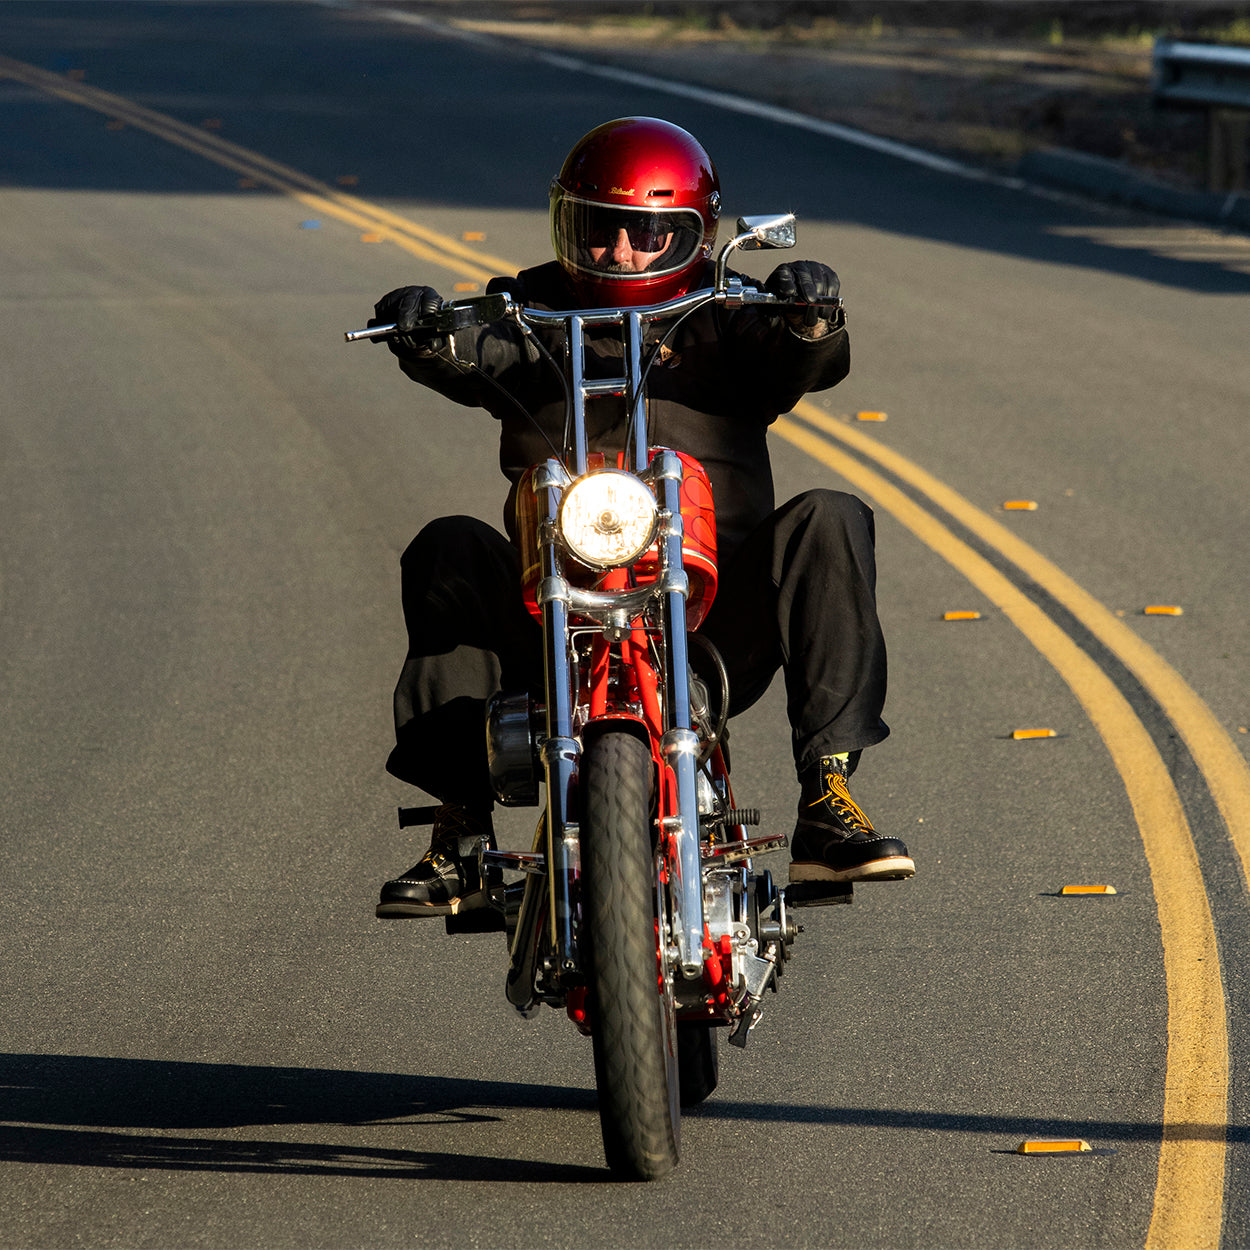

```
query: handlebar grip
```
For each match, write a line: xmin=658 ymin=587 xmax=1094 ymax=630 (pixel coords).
xmin=736 ymin=287 xmax=844 ymax=314
xmin=344 ymin=291 xmax=514 ymax=344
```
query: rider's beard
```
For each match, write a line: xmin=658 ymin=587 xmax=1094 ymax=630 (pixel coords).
xmin=592 ymin=260 xmax=638 ymax=275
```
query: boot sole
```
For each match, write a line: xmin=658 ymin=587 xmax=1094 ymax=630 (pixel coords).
xmin=375 ymin=890 xmax=489 ymax=919
xmin=789 ymin=855 xmax=915 ymax=883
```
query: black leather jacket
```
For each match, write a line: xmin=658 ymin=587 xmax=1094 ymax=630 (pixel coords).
xmin=390 ymin=259 xmax=850 ymax=561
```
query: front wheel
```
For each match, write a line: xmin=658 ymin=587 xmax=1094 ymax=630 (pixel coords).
xmin=581 ymin=730 xmax=680 ymax=1180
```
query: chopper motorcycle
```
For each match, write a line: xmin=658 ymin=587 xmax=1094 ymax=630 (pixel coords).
xmin=348 ymin=213 xmax=853 ymax=1180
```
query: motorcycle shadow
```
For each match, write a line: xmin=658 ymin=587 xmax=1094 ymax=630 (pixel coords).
xmin=0 ymin=1052 xmax=606 ymax=1182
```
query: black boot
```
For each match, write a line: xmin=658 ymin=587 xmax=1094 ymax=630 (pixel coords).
xmin=376 ymin=804 xmax=495 ymax=919
xmin=790 ymin=756 xmax=914 ymax=884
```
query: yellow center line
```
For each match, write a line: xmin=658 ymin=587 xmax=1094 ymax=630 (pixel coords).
xmin=7 ymin=51 xmax=1237 ymax=1243
xmin=780 ymin=409 xmax=1229 ymax=1249
xmin=794 ymin=400 xmax=1250 ymax=894
xmin=0 ymin=53 xmax=507 ymax=284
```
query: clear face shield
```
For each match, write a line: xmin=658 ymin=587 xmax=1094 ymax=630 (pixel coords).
xmin=551 ymin=190 xmax=707 ymax=284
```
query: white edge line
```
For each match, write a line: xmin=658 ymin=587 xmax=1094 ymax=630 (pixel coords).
xmin=367 ymin=7 xmax=1030 ymax=191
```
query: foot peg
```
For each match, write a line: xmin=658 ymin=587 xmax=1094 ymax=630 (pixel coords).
xmin=398 ymin=805 xmax=440 ymax=828
xmin=728 ymin=999 xmax=764 ymax=1048
xmin=444 ymin=881 xmax=524 ymax=936
xmin=785 ymin=880 xmax=854 ymax=908
xmin=445 ymin=909 xmax=505 ymax=935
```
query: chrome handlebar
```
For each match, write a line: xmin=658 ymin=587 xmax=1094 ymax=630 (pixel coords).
xmin=344 ymin=280 xmax=844 ymax=344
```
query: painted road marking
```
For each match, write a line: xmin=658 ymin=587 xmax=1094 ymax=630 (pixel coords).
xmin=6 ymin=48 xmax=1242 ymax=1247
xmin=778 ymin=407 xmax=1229 ymax=1250
xmin=794 ymin=402 xmax=1250 ymax=902
xmin=0 ymin=53 xmax=514 ymax=284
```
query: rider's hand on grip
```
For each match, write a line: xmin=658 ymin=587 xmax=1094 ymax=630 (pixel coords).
xmin=764 ymin=261 xmax=841 ymax=336
xmin=370 ymin=285 xmax=445 ymax=353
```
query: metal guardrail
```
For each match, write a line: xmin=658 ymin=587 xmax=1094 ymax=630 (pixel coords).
xmin=1153 ymin=38 xmax=1250 ymax=192
xmin=1153 ymin=38 xmax=1250 ymax=110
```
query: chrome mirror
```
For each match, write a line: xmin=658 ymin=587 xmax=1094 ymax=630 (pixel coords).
xmin=733 ymin=213 xmax=797 ymax=251
xmin=715 ymin=212 xmax=797 ymax=290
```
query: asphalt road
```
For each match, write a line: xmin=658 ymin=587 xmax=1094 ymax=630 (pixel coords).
xmin=1 ymin=4 xmax=1248 ymax=1248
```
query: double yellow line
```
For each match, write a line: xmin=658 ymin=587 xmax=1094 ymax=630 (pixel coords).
xmin=9 ymin=50 xmax=1246 ymax=1245
xmin=778 ymin=407 xmax=1240 ymax=1250
xmin=0 ymin=52 xmax=512 ymax=282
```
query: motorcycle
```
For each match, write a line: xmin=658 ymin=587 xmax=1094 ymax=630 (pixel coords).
xmin=347 ymin=213 xmax=851 ymax=1180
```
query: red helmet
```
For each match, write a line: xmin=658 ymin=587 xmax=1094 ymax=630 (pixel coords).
xmin=550 ymin=117 xmax=721 ymax=307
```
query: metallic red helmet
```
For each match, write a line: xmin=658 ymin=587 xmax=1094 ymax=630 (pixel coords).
xmin=550 ymin=117 xmax=721 ymax=307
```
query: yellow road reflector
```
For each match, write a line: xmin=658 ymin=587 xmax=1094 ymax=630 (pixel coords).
xmin=1145 ymin=605 xmax=1184 ymax=616
xmin=1003 ymin=500 xmax=1038 ymax=511
xmin=336 ymin=174 xmax=359 ymax=186
xmin=856 ymin=410 xmax=888 ymax=421
xmin=453 ymin=281 xmax=480 ymax=292
xmin=360 ymin=231 xmax=384 ymax=243
xmin=943 ymin=610 xmax=982 ymax=621
xmin=1017 ymin=1139 xmax=1093 ymax=1154
xmin=462 ymin=231 xmax=487 ymax=242
xmin=1061 ymin=884 xmax=1118 ymax=895
xmin=1012 ymin=728 xmax=1056 ymax=740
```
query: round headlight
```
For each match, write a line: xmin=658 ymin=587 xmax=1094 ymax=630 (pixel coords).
xmin=558 ymin=470 xmax=658 ymax=569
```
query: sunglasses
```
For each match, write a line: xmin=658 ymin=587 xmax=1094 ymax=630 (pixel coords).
xmin=585 ymin=213 xmax=674 ymax=253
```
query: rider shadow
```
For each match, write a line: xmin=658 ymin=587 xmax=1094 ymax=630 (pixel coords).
xmin=0 ymin=1052 xmax=605 ymax=1182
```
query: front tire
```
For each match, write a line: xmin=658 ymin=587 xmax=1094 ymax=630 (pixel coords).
xmin=581 ymin=730 xmax=680 ymax=1180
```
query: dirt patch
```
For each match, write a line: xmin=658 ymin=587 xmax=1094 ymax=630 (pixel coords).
xmin=380 ymin=1 xmax=1250 ymax=191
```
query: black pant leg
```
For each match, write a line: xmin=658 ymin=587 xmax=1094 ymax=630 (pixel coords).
xmin=701 ymin=489 xmax=889 ymax=775
xmin=386 ymin=515 xmax=542 ymax=804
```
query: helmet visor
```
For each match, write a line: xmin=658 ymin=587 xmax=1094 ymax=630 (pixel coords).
xmin=552 ymin=193 xmax=707 ymax=282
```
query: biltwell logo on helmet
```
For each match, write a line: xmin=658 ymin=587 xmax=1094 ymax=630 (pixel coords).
xmin=610 ymin=186 xmax=636 ymax=196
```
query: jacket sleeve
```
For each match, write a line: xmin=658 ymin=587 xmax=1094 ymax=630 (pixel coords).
xmin=719 ymin=291 xmax=850 ymax=415
xmin=387 ymin=275 xmax=544 ymax=416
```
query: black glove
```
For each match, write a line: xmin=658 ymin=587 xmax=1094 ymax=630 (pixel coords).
xmin=765 ymin=261 xmax=841 ymax=332
xmin=370 ymin=285 xmax=445 ymax=352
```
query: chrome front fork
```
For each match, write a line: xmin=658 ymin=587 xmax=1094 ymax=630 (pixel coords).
xmin=652 ymin=450 xmax=705 ymax=981
xmin=505 ymin=449 xmax=708 ymax=1002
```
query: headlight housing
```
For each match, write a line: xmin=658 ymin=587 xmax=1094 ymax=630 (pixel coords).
xmin=558 ymin=470 xmax=658 ymax=569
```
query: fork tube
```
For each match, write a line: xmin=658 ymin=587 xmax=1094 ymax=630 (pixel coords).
xmin=565 ymin=315 xmax=589 ymax=476
xmin=653 ymin=451 xmax=705 ymax=979
xmin=536 ymin=464 xmax=580 ymax=976
xmin=626 ymin=311 xmax=648 ymax=473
